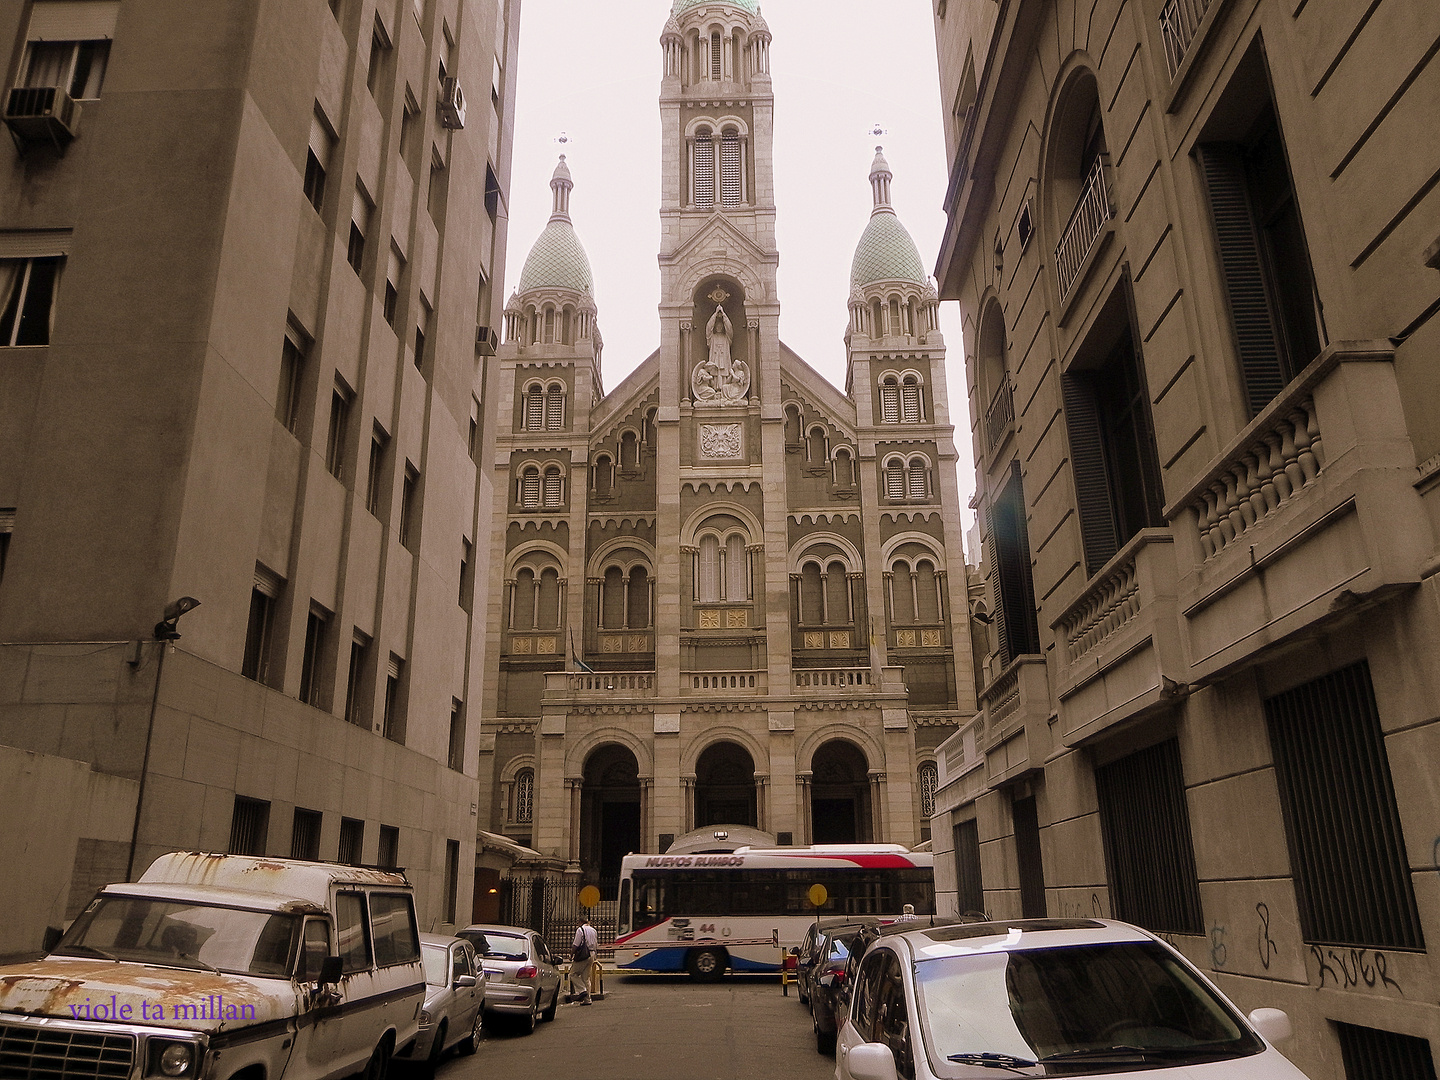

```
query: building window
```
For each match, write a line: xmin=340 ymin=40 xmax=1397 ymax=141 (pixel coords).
xmin=918 ymin=762 xmax=938 ymax=819
xmin=1062 ymin=288 xmax=1165 ymax=578
xmin=290 ymin=807 xmax=322 ymax=861
xmin=879 ymin=378 xmax=900 ymax=423
xmin=383 ymin=245 xmax=403 ymax=328
xmin=988 ymin=462 xmax=1040 ymax=665
xmin=338 ymin=817 xmax=364 ymax=865
xmin=469 ymin=395 xmax=480 ymax=459
xmin=519 ymin=465 xmax=540 ymax=508
xmin=726 ymin=533 xmax=747 ymax=601
xmin=277 ymin=322 xmax=307 ymax=433
xmin=366 ymin=18 xmax=390 ymax=99
xmin=523 ymin=385 xmax=544 ymax=430
xmin=443 ymin=839 xmax=460 ymax=924
xmin=299 ymin=603 xmax=331 ymax=708
xmin=542 ymin=465 xmax=563 ymax=508
xmin=720 ymin=128 xmax=742 ymax=208
xmin=304 ymin=108 xmax=334 ymax=213
xmin=1335 ymin=1023 xmax=1437 ymax=1080
xmin=398 ymin=90 xmax=419 ymax=173
xmin=1266 ymin=660 xmax=1422 ymax=949
xmin=459 ymin=537 xmax=472 ymax=609
xmin=366 ymin=425 xmax=388 ymax=516
xmin=229 ymin=796 xmax=270 ymax=856
xmin=1013 ymin=793 xmax=1046 ymax=918
xmin=1095 ymin=739 xmax=1203 ymax=935
xmin=484 ymin=163 xmax=501 ymax=222
xmin=513 ymin=767 xmax=534 ymax=824
xmin=413 ymin=318 xmax=426 ymax=371
xmin=883 ymin=459 xmax=906 ymax=500
xmin=907 ymin=457 xmax=929 ymax=501
xmin=23 ymin=39 xmax=110 ymax=101
xmin=901 ymin=376 xmax=923 ymax=422
xmin=326 ymin=379 xmax=352 ymax=479
xmin=709 ymin=31 xmax=722 ymax=79
xmin=952 ymin=817 xmax=984 ymax=915
xmin=377 ymin=825 xmax=399 ymax=870
xmin=693 ymin=129 xmax=714 ymax=207
xmin=0 ymin=509 xmax=13 ymax=590
xmin=399 ymin=463 xmax=418 ymax=549
xmin=0 ymin=257 xmax=62 ymax=347
xmin=447 ymin=699 xmax=465 ymax=771
xmin=344 ymin=630 xmax=370 ymax=727
xmin=242 ymin=565 xmax=282 ymax=684
xmin=545 ymin=385 xmax=565 ymax=429
xmin=348 ymin=185 xmax=372 ymax=274
xmin=382 ymin=654 xmax=405 ymax=743
xmin=698 ymin=534 xmax=720 ymax=603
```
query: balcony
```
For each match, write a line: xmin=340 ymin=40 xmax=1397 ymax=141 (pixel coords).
xmin=985 ymin=376 xmax=1015 ymax=455
xmin=543 ymin=671 xmax=656 ymax=700
xmin=1170 ymin=342 xmax=1432 ymax=681
xmin=684 ymin=670 xmax=767 ymax=695
xmin=1160 ymin=0 xmax=1213 ymax=77
xmin=1054 ymin=155 xmax=1113 ymax=303
xmin=977 ymin=656 xmax=1051 ymax=785
xmin=1052 ymin=530 xmax=1185 ymax=745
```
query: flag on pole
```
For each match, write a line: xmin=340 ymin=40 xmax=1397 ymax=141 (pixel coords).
xmin=570 ymin=628 xmax=595 ymax=673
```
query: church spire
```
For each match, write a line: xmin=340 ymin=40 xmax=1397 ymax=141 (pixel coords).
xmin=550 ymin=154 xmax=573 ymax=222
xmin=869 ymin=146 xmax=894 ymax=215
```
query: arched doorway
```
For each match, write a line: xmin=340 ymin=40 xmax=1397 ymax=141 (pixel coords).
xmin=694 ymin=741 xmax=757 ymax=828
xmin=580 ymin=744 xmax=641 ymax=892
xmin=810 ymin=740 xmax=871 ymax=843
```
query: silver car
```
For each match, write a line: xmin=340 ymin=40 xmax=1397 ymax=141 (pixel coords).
xmin=457 ymin=923 xmax=562 ymax=1033
xmin=396 ymin=934 xmax=486 ymax=1068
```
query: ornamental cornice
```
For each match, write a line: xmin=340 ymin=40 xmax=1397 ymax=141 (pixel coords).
xmin=910 ymin=712 xmax=966 ymax=728
xmin=789 ymin=510 xmax=862 ymax=527
xmin=880 ymin=509 xmax=944 ymax=527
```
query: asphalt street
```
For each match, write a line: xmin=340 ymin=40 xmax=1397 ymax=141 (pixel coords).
xmin=418 ymin=973 xmax=837 ymax=1080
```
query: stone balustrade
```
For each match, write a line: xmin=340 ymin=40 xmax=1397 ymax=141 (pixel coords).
xmin=544 ymin=671 xmax=656 ymax=697
xmin=686 ymin=670 xmax=766 ymax=693
xmin=794 ymin=667 xmax=873 ymax=690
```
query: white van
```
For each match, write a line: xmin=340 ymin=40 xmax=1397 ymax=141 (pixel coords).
xmin=0 ymin=852 xmax=425 ymax=1080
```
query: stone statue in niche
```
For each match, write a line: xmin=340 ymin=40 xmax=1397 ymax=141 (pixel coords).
xmin=691 ymin=286 xmax=751 ymax=405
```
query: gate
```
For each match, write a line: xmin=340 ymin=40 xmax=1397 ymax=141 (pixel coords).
xmin=497 ymin=876 xmax=618 ymax=957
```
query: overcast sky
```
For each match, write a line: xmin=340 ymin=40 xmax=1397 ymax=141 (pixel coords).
xmin=502 ymin=0 xmax=976 ymax=532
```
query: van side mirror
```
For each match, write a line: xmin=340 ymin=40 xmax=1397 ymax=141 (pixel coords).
xmin=318 ymin=955 xmax=343 ymax=986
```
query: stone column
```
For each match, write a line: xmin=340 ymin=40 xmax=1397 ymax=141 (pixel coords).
xmin=640 ymin=776 xmax=652 ymax=848
xmin=797 ymin=772 xmax=812 ymax=844
xmin=682 ymin=775 xmax=696 ymax=834
xmin=566 ymin=778 xmax=582 ymax=868
xmin=755 ymin=774 xmax=769 ymax=833
xmin=869 ymin=770 xmax=886 ymax=842
xmin=678 ymin=321 xmax=693 ymax=404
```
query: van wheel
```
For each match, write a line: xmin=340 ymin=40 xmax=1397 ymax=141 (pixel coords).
xmin=685 ymin=947 xmax=726 ymax=981
xmin=458 ymin=1008 xmax=482 ymax=1055
xmin=361 ymin=1040 xmax=391 ymax=1080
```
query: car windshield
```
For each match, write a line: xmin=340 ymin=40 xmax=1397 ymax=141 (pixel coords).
xmin=478 ymin=932 xmax=529 ymax=961
xmin=56 ymin=896 xmax=301 ymax=978
xmin=421 ymin=944 xmax=450 ymax=986
xmin=914 ymin=941 xmax=1262 ymax=1076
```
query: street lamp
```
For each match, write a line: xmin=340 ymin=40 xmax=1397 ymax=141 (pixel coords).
xmin=154 ymin=596 xmax=201 ymax=640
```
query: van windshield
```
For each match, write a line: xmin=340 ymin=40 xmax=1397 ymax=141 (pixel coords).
xmin=56 ymin=896 xmax=301 ymax=978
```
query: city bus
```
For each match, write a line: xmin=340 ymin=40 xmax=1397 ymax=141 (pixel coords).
xmin=613 ymin=844 xmax=933 ymax=977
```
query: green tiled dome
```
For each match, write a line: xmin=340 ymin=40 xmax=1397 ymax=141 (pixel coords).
xmin=671 ymin=0 xmax=760 ymax=14
xmin=850 ymin=211 xmax=927 ymax=290
xmin=517 ymin=219 xmax=593 ymax=295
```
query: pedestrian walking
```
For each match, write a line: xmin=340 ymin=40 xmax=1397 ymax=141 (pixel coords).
xmin=895 ymin=904 xmax=918 ymax=922
xmin=570 ymin=915 xmax=598 ymax=1004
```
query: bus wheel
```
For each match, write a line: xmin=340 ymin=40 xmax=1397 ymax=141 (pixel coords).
xmin=685 ymin=947 xmax=727 ymax=981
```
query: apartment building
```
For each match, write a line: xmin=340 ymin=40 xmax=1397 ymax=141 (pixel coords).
xmin=928 ymin=0 xmax=1439 ymax=1074
xmin=0 ymin=0 xmax=519 ymax=954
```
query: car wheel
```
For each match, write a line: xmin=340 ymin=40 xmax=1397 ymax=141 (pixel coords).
xmin=361 ymin=1039 xmax=391 ymax=1080
xmin=425 ymin=1021 xmax=447 ymax=1071
xmin=685 ymin=947 xmax=726 ymax=981
xmin=541 ymin=986 xmax=558 ymax=1022
xmin=518 ymin=994 xmax=538 ymax=1034
xmin=458 ymin=1008 xmax=482 ymax=1056
xmin=815 ymin=1024 xmax=836 ymax=1057
xmin=798 ymin=979 xmax=809 ymax=1006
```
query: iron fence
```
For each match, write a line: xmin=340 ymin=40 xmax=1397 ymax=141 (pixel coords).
xmin=496 ymin=876 xmax=620 ymax=958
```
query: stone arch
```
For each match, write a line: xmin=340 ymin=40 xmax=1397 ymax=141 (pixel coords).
xmin=578 ymin=741 xmax=643 ymax=889
xmin=693 ymin=740 xmax=758 ymax=829
xmin=680 ymin=724 xmax=768 ymax=775
xmin=1038 ymin=54 xmax=1108 ymax=271
xmin=797 ymin=723 xmax=884 ymax=775
xmin=788 ymin=532 xmax=863 ymax=576
xmin=565 ymin=727 xmax=654 ymax=779
xmin=809 ymin=738 xmax=874 ymax=844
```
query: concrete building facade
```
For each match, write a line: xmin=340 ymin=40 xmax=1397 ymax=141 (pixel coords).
xmin=0 ymin=0 xmax=519 ymax=954
xmin=477 ymin=0 xmax=977 ymax=895
xmin=928 ymin=0 xmax=1440 ymax=1075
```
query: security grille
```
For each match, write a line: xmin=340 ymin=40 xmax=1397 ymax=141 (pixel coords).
xmin=229 ymin=796 xmax=269 ymax=856
xmin=0 ymin=1024 xmax=134 ymax=1080
xmin=1335 ymin=1022 xmax=1437 ymax=1080
xmin=290 ymin=807 xmax=322 ymax=861
xmin=338 ymin=817 xmax=364 ymax=865
xmin=918 ymin=763 xmax=938 ymax=818
xmin=720 ymin=133 xmax=741 ymax=207
xmin=1095 ymin=739 xmax=1203 ymax=935
xmin=1265 ymin=660 xmax=1423 ymax=949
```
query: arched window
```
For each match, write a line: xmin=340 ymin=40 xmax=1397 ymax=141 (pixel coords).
xmin=806 ymin=426 xmax=827 ymax=463
xmin=510 ymin=568 xmax=535 ymax=630
xmin=834 ymin=448 xmax=854 ymax=487
xmin=784 ymin=404 xmax=802 ymax=444
xmin=519 ymin=465 xmax=540 ymax=507
xmin=918 ymin=762 xmax=938 ymax=819
xmin=901 ymin=375 xmax=923 ymax=422
xmin=542 ymin=465 xmax=563 ymax=507
xmin=693 ymin=128 xmax=714 ymax=207
xmin=890 ymin=559 xmax=915 ymax=624
xmin=545 ymin=385 xmax=565 ymax=430
xmin=725 ymin=533 xmax=747 ymax=601
xmin=524 ymin=385 xmax=543 ymax=430
xmin=880 ymin=376 xmax=900 ymax=423
xmin=915 ymin=559 xmax=940 ymax=623
xmin=620 ymin=430 xmax=639 ymax=469
xmin=907 ymin=457 xmax=929 ymax=501
xmin=592 ymin=454 xmax=613 ymax=497
xmin=800 ymin=561 xmax=823 ymax=624
xmin=710 ymin=30 xmax=722 ymax=79
xmin=698 ymin=533 xmax=721 ymax=602
xmin=543 ymin=306 xmax=555 ymax=344
xmin=537 ymin=567 xmax=561 ymax=629
xmin=561 ymin=307 xmax=573 ymax=345
xmin=871 ymin=299 xmax=884 ymax=339
xmin=720 ymin=127 xmax=742 ymax=207
xmin=627 ymin=566 xmax=651 ymax=628
xmin=525 ymin=305 xmax=538 ymax=345
xmin=884 ymin=458 xmax=906 ymax=500
xmin=602 ymin=566 xmax=625 ymax=629
xmin=825 ymin=560 xmax=851 ymax=624
xmin=513 ymin=767 xmax=534 ymax=824
xmin=890 ymin=297 xmax=903 ymax=337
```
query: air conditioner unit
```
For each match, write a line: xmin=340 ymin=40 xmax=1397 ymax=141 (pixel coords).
xmin=475 ymin=324 xmax=498 ymax=355
xmin=4 ymin=85 xmax=81 ymax=150
xmin=438 ymin=77 xmax=466 ymax=130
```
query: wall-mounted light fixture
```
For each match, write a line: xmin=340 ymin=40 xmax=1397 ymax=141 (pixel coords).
xmin=154 ymin=596 xmax=201 ymax=640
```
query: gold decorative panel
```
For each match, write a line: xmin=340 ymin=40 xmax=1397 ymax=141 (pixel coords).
xmin=535 ymin=636 xmax=557 ymax=653
xmin=803 ymin=632 xmax=824 ymax=649
xmin=727 ymin=609 xmax=747 ymax=628
xmin=699 ymin=610 xmax=721 ymax=629
xmin=922 ymin=628 xmax=943 ymax=647
xmin=511 ymin=636 xmax=533 ymax=654
xmin=895 ymin=629 xmax=916 ymax=648
xmin=829 ymin=631 xmax=851 ymax=649
xmin=602 ymin=635 xmax=623 ymax=653
xmin=629 ymin=634 xmax=649 ymax=652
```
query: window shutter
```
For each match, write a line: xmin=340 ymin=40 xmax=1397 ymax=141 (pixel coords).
xmin=725 ymin=534 xmax=747 ymax=601
xmin=699 ymin=535 xmax=720 ymax=603
xmin=545 ymin=388 xmax=564 ymax=429
xmin=28 ymin=1 xmax=120 ymax=41
xmin=0 ymin=230 xmax=70 ymax=259
xmin=720 ymin=133 xmax=741 ymax=207
xmin=253 ymin=563 xmax=285 ymax=598
xmin=543 ymin=469 xmax=562 ymax=507
xmin=521 ymin=470 xmax=539 ymax=507
xmin=710 ymin=32 xmax=722 ymax=79
xmin=693 ymin=134 xmax=714 ymax=206
xmin=1197 ymin=144 xmax=1288 ymax=418
xmin=983 ymin=508 xmax=1009 ymax=667
xmin=525 ymin=388 xmax=543 ymax=430
xmin=880 ymin=384 xmax=900 ymax=423
xmin=885 ymin=464 xmax=905 ymax=500
xmin=901 ymin=382 xmax=921 ymax=422
xmin=908 ymin=463 xmax=928 ymax=501
xmin=309 ymin=112 xmax=334 ymax=169
xmin=1062 ymin=372 xmax=1120 ymax=577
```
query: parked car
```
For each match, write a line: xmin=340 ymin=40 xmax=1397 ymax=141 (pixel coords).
xmin=395 ymin=934 xmax=486 ymax=1068
xmin=836 ymin=918 xmax=1308 ymax=1080
xmin=0 ymin=852 xmax=425 ymax=1080
xmin=456 ymin=923 xmax=562 ymax=1033
xmin=808 ymin=924 xmax=868 ymax=1056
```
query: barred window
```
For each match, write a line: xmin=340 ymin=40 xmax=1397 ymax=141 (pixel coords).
xmin=693 ymin=130 xmax=714 ymax=207
xmin=918 ymin=762 xmax=938 ymax=818
xmin=514 ymin=767 xmax=534 ymax=824
xmin=1335 ymin=1022 xmax=1437 ymax=1080
xmin=229 ymin=796 xmax=270 ymax=856
xmin=720 ymin=129 xmax=742 ymax=208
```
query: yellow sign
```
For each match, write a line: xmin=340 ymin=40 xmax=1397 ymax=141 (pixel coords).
xmin=578 ymin=885 xmax=602 ymax=908
xmin=807 ymin=884 xmax=828 ymax=909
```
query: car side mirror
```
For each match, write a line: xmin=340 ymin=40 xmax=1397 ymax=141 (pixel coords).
xmin=455 ymin=974 xmax=477 ymax=988
xmin=318 ymin=955 xmax=343 ymax=987
xmin=1249 ymin=1008 xmax=1292 ymax=1044
xmin=847 ymin=1043 xmax=899 ymax=1080
xmin=789 ymin=946 xmax=800 ymax=956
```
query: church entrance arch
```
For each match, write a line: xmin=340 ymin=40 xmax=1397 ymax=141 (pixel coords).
xmin=694 ymin=741 xmax=757 ymax=828
xmin=580 ymin=744 xmax=641 ymax=895
xmin=810 ymin=740 xmax=872 ymax=843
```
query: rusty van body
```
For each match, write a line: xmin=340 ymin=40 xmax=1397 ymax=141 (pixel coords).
xmin=0 ymin=852 xmax=425 ymax=1080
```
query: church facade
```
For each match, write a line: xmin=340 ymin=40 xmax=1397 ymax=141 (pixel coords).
xmin=477 ymin=0 xmax=976 ymax=889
